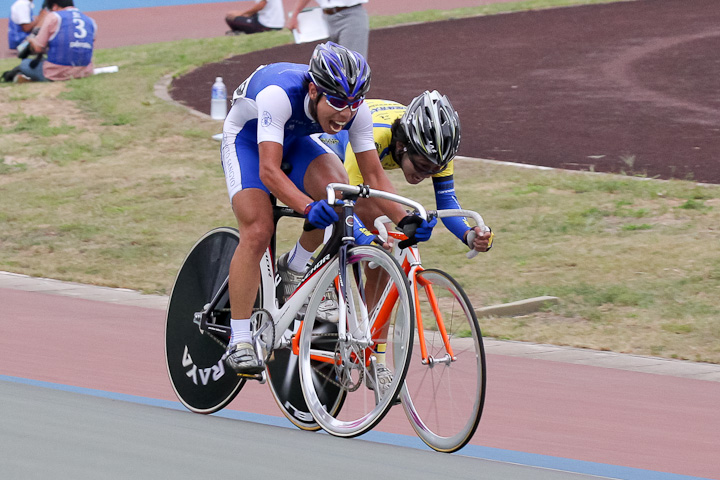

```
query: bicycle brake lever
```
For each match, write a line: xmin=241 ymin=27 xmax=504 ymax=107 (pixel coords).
xmin=397 ymin=237 xmax=417 ymax=250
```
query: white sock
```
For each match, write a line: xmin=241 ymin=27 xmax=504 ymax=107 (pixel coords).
xmin=287 ymin=241 xmax=313 ymax=272
xmin=230 ymin=318 xmax=252 ymax=345
xmin=374 ymin=344 xmax=387 ymax=365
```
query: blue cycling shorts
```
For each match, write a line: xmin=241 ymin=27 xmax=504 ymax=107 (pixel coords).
xmin=221 ymin=125 xmax=333 ymax=201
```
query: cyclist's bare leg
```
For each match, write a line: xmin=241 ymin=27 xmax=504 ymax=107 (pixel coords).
xmin=224 ymin=189 xmax=275 ymax=373
xmin=353 ymin=198 xmax=392 ymax=307
xmin=229 ymin=188 xmax=275 ymax=319
xmin=226 ymin=188 xmax=274 ymax=352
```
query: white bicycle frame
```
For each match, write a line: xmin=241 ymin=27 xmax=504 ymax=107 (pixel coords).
xmin=254 ymin=183 xmax=428 ymax=353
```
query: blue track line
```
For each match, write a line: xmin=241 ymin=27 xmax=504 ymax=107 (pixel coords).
xmin=0 ymin=374 xmax=712 ymax=480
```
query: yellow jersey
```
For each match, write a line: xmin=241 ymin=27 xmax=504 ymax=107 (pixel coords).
xmin=316 ymin=99 xmax=470 ymax=242
xmin=340 ymin=99 xmax=454 ymax=184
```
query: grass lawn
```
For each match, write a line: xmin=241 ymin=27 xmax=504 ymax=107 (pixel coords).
xmin=2 ymin=0 xmax=718 ymax=363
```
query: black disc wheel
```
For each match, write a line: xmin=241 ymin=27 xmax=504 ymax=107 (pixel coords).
xmin=165 ymin=227 xmax=245 ymax=413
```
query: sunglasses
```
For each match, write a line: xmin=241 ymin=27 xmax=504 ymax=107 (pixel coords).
xmin=402 ymin=148 xmax=448 ymax=175
xmin=319 ymin=90 xmax=364 ymax=112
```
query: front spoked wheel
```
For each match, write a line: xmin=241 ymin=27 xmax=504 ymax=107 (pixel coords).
xmin=401 ymin=268 xmax=486 ymax=452
xmin=298 ymin=245 xmax=414 ymax=438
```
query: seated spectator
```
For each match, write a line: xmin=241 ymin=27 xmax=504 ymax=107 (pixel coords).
xmin=225 ymin=0 xmax=284 ymax=35
xmin=8 ymin=0 xmax=47 ymax=50
xmin=12 ymin=0 xmax=96 ymax=82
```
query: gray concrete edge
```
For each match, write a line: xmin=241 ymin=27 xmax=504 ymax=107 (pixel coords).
xmin=3 ymin=270 xmax=719 ymax=383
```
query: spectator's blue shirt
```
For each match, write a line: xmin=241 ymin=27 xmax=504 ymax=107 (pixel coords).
xmin=47 ymin=9 xmax=95 ymax=67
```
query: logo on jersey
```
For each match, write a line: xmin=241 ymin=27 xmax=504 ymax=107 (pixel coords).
xmin=261 ymin=111 xmax=272 ymax=127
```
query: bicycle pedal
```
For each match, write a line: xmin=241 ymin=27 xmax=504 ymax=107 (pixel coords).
xmin=236 ymin=369 xmax=267 ymax=384
xmin=236 ymin=372 xmax=263 ymax=380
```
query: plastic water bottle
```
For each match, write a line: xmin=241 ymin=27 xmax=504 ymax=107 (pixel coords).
xmin=210 ymin=77 xmax=227 ymax=120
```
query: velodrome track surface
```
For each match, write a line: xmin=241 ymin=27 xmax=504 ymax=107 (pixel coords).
xmin=1 ymin=1 xmax=719 ymax=479
xmin=2 ymin=276 xmax=720 ymax=480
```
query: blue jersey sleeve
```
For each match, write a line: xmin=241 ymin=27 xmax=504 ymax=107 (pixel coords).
xmin=432 ymin=175 xmax=472 ymax=243
xmin=353 ymin=214 xmax=377 ymax=245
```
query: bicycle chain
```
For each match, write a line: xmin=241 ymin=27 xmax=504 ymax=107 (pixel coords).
xmin=203 ymin=308 xmax=276 ymax=364
xmin=252 ymin=308 xmax=275 ymax=364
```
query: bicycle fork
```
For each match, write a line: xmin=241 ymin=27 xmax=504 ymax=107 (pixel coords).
xmin=411 ymin=268 xmax=456 ymax=367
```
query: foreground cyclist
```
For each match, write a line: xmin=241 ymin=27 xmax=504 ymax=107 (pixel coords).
xmin=220 ymin=42 xmax=436 ymax=374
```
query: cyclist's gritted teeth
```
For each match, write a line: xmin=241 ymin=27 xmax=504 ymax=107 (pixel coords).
xmin=329 ymin=120 xmax=346 ymax=133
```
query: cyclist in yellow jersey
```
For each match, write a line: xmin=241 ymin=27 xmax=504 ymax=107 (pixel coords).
xmin=318 ymin=92 xmax=493 ymax=252
xmin=275 ymin=91 xmax=490 ymax=388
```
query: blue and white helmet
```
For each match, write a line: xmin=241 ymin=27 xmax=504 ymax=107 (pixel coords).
xmin=308 ymin=42 xmax=371 ymax=100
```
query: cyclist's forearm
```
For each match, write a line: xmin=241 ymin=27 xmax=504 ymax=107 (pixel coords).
xmin=356 ymin=151 xmax=407 ymax=223
xmin=261 ymin=170 xmax=311 ymax=213
xmin=434 ymin=175 xmax=471 ymax=241
xmin=258 ymin=142 xmax=312 ymax=213
xmin=368 ymin=181 xmax=406 ymax=224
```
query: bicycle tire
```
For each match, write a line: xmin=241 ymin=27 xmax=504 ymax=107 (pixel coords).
xmin=298 ymin=244 xmax=414 ymax=437
xmin=401 ymin=268 xmax=486 ymax=452
xmin=266 ymin=319 xmax=345 ymax=431
xmin=165 ymin=227 xmax=246 ymax=414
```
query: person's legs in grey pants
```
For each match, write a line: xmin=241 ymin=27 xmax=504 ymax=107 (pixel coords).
xmin=324 ymin=5 xmax=369 ymax=59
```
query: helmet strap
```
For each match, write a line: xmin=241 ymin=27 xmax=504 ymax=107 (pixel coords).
xmin=391 ymin=142 xmax=405 ymax=168
xmin=389 ymin=119 xmax=405 ymax=167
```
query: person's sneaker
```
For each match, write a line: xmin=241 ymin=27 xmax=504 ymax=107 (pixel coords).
xmin=277 ymin=252 xmax=305 ymax=303
xmin=13 ymin=73 xmax=31 ymax=84
xmin=375 ymin=363 xmax=393 ymax=397
xmin=316 ymin=288 xmax=339 ymax=323
xmin=1 ymin=67 xmax=20 ymax=82
xmin=224 ymin=342 xmax=264 ymax=374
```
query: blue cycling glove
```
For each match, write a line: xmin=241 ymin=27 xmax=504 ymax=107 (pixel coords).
xmin=397 ymin=214 xmax=437 ymax=249
xmin=304 ymin=200 xmax=339 ymax=229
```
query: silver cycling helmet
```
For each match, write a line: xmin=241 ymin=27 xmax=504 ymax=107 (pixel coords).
xmin=400 ymin=90 xmax=461 ymax=167
xmin=308 ymin=42 xmax=371 ymax=100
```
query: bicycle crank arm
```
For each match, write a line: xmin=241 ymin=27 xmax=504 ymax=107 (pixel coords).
xmin=193 ymin=308 xmax=231 ymax=338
